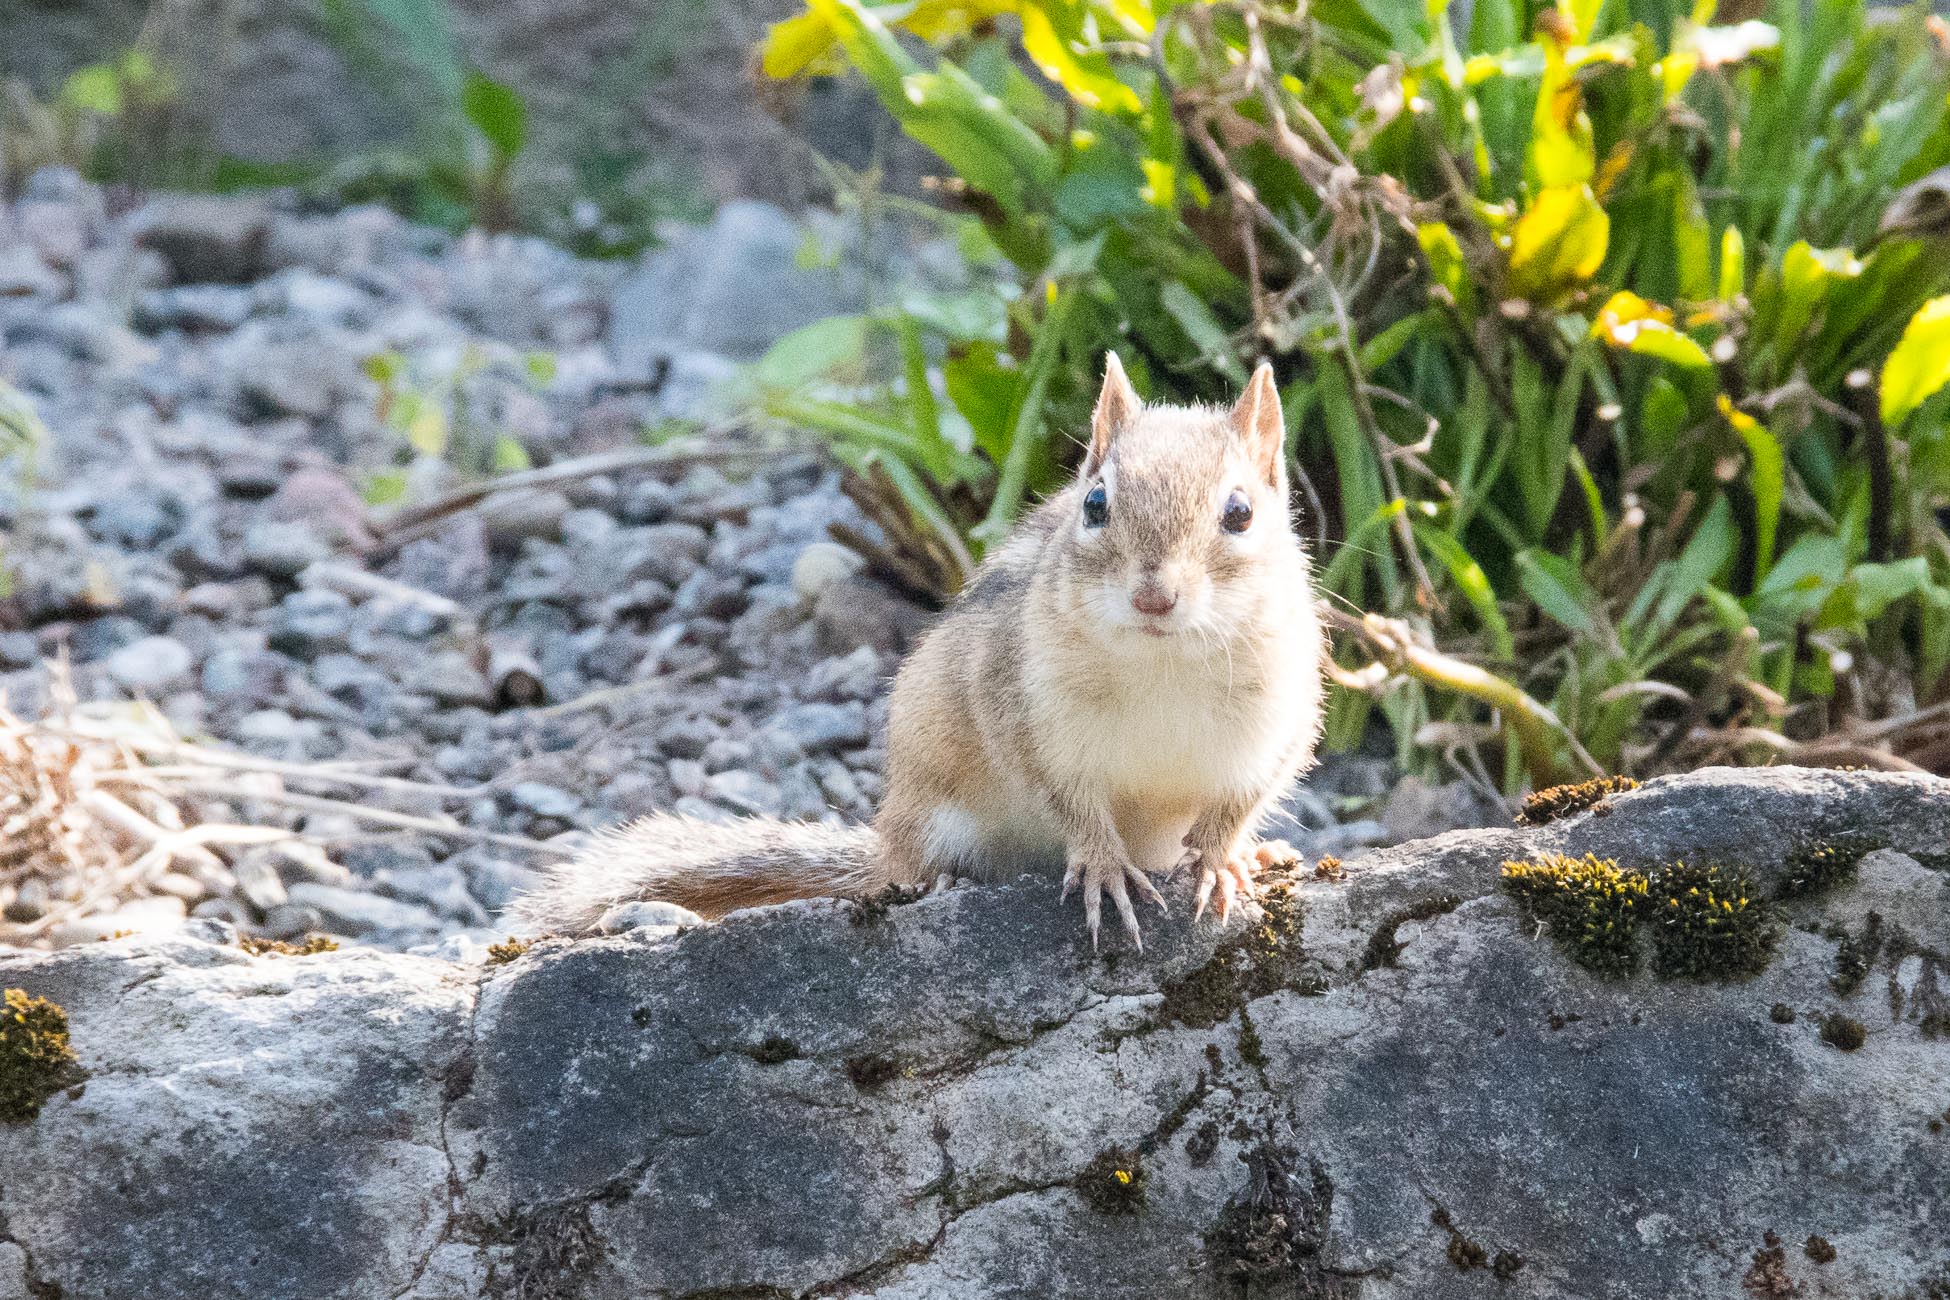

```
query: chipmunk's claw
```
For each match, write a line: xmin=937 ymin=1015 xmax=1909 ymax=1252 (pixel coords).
xmin=1192 ymin=840 xmax=1289 ymax=924
xmin=1065 ymin=856 xmax=1156 ymax=951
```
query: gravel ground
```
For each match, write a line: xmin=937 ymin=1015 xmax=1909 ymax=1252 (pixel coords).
xmin=0 ymin=172 xmax=1503 ymax=952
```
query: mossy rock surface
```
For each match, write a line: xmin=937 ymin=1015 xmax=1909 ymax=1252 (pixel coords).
xmin=1 ymin=768 xmax=1948 ymax=1300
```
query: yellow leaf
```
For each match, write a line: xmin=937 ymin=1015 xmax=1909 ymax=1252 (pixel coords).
xmin=1508 ymin=185 xmax=1609 ymax=300
xmin=1018 ymin=5 xmax=1140 ymax=112
xmin=761 ymin=10 xmax=840 ymax=79
xmin=1880 ymin=294 xmax=1950 ymax=427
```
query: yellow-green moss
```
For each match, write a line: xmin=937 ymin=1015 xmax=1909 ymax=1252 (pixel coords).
xmin=1501 ymin=854 xmax=1647 ymax=978
xmin=1 ymin=988 xmax=81 ymax=1123
xmin=240 ymin=934 xmax=338 ymax=957
xmin=485 ymin=937 xmax=533 ymax=966
xmin=1646 ymin=862 xmax=1780 ymax=981
xmin=1778 ymin=841 xmax=1865 ymax=899
xmin=1077 ymin=1146 xmax=1147 ymax=1214
xmin=1515 ymin=776 xmax=1639 ymax=827
xmin=1503 ymin=856 xmax=1781 ymax=981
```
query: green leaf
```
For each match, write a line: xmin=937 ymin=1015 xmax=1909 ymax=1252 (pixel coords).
xmin=1417 ymin=223 xmax=1473 ymax=310
xmin=395 ymin=391 xmax=448 ymax=456
xmin=755 ymin=314 xmax=871 ymax=389
xmin=523 ymin=351 xmax=557 ymax=386
xmin=1719 ymin=395 xmax=1783 ymax=577
xmin=1516 ymin=549 xmax=1599 ymax=638
xmin=364 ymin=471 xmax=408 ymax=507
xmin=1717 ymin=225 xmax=1745 ymax=304
xmin=1159 ymin=281 xmax=1246 ymax=383
xmin=492 ymin=435 xmax=531 ymax=473
xmin=1590 ymin=292 xmax=1712 ymax=368
xmin=61 ymin=64 xmax=123 ymax=116
xmin=1018 ymin=4 xmax=1140 ymax=113
xmin=462 ymin=72 xmax=526 ymax=159
xmin=1415 ymin=522 xmax=1514 ymax=660
xmin=1879 ymin=294 xmax=1950 ymax=428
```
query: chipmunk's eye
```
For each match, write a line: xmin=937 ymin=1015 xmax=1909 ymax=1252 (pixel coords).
xmin=1082 ymin=482 xmax=1109 ymax=529
xmin=1221 ymin=488 xmax=1253 ymax=534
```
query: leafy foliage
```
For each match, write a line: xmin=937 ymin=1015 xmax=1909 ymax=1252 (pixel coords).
xmin=758 ymin=0 xmax=1950 ymax=782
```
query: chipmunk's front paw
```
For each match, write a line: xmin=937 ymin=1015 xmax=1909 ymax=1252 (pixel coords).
xmin=1061 ymin=852 xmax=1166 ymax=952
xmin=1187 ymin=839 xmax=1297 ymax=924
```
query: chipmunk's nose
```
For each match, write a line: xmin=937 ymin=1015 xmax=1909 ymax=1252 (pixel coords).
xmin=1131 ymin=583 xmax=1177 ymax=617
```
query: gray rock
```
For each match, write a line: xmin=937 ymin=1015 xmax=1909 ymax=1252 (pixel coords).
xmin=267 ymin=589 xmax=354 ymax=655
xmin=593 ymin=899 xmax=705 ymax=934
xmin=4 ymin=770 xmax=1950 ymax=1298
xmin=769 ymin=700 xmax=871 ymax=753
xmin=400 ymin=649 xmax=494 ymax=708
xmin=283 ymin=882 xmax=444 ymax=937
xmin=510 ymin=782 xmax=582 ymax=820
xmin=243 ymin=519 xmax=332 ymax=578
xmin=704 ymin=767 xmax=784 ymax=816
xmin=610 ymin=202 xmax=869 ymax=365
xmin=104 ymin=635 xmax=196 ymax=695
xmin=814 ymin=574 xmax=936 ymax=656
xmin=0 ymin=245 xmax=63 ymax=298
xmin=134 ymin=285 xmax=255 ymax=333
xmin=131 ymin=194 xmax=272 ymax=283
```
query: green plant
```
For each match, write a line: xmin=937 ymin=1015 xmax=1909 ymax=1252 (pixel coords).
xmin=757 ymin=0 xmax=1950 ymax=785
xmin=1 ymin=41 xmax=205 ymax=192
xmin=0 ymin=988 xmax=81 ymax=1123
xmin=319 ymin=0 xmax=531 ymax=231
xmin=360 ymin=345 xmax=556 ymax=503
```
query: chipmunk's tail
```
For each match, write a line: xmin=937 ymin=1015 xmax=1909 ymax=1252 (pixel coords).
xmin=509 ymin=814 xmax=887 ymax=934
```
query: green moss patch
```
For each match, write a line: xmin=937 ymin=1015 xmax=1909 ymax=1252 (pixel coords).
xmin=1516 ymin=776 xmax=1639 ymax=826
xmin=1778 ymin=841 xmax=1867 ymax=899
xmin=1647 ymin=862 xmax=1780 ymax=981
xmin=1206 ymin=1144 xmax=1339 ymax=1288
xmin=485 ymin=937 xmax=533 ymax=966
xmin=1820 ymin=1014 xmax=1867 ymax=1051
xmin=1503 ymin=855 xmax=1780 ymax=981
xmin=1159 ymin=871 xmax=1325 ymax=1030
xmin=1501 ymin=855 xmax=1647 ymax=978
xmin=240 ymin=934 xmax=339 ymax=957
xmin=1831 ymin=912 xmax=1885 ymax=995
xmin=1 ymin=988 xmax=82 ymax=1123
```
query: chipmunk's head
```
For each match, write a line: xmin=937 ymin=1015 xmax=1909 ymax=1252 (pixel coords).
xmin=1058 ymin=353 xmax=1304 ymax=647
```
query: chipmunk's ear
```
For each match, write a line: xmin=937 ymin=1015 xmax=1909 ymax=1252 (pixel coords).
xmin=1087 ymin=351 xmax=1140 ymax=476
xmin=1228 ymin=360 xmax=1287 ymax=491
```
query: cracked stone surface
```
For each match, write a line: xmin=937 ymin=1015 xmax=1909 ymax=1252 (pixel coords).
xmin=3 ymin=767 xmax=1949 ymax=1299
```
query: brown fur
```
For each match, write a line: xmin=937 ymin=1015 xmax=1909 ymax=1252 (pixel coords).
xmin=514 ymin=357 xmax=1325 ymax=945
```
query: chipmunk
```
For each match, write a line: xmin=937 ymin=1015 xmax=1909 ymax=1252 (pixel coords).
xmin=512 ymin=355 xmax=1325 ymax=948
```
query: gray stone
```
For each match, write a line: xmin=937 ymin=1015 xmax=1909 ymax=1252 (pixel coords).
xmin=243 ymin=519 xmax=332 ymax=578
xmin=593 ymin=899 xmax=705 ymax=934
xmin=2 ymin=770 xmax=1949 ymax=1298
xmin=134 ymin=285 xmax=255 ymax=333
xmin=704 ymin=767 xmax=784 ymax=816
xmin=283 ymin=882 xmax=445 ymax=937
xmin=130 ymin=194 xmax=273 ymax=283
xmin=401 ymin=649 xmax=494 ymax=709
xmin=510 ymin=782 xmax=582 ymax=820
xmin=0 ymin=245 xmax=63 ymax=299
xmin=610 ymin=202 xmax=869 ymax=365
xmin=769 ymin=700 xmax=871 ymax=753
xmin=104 ymin=635 xmax=195 ymax=695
